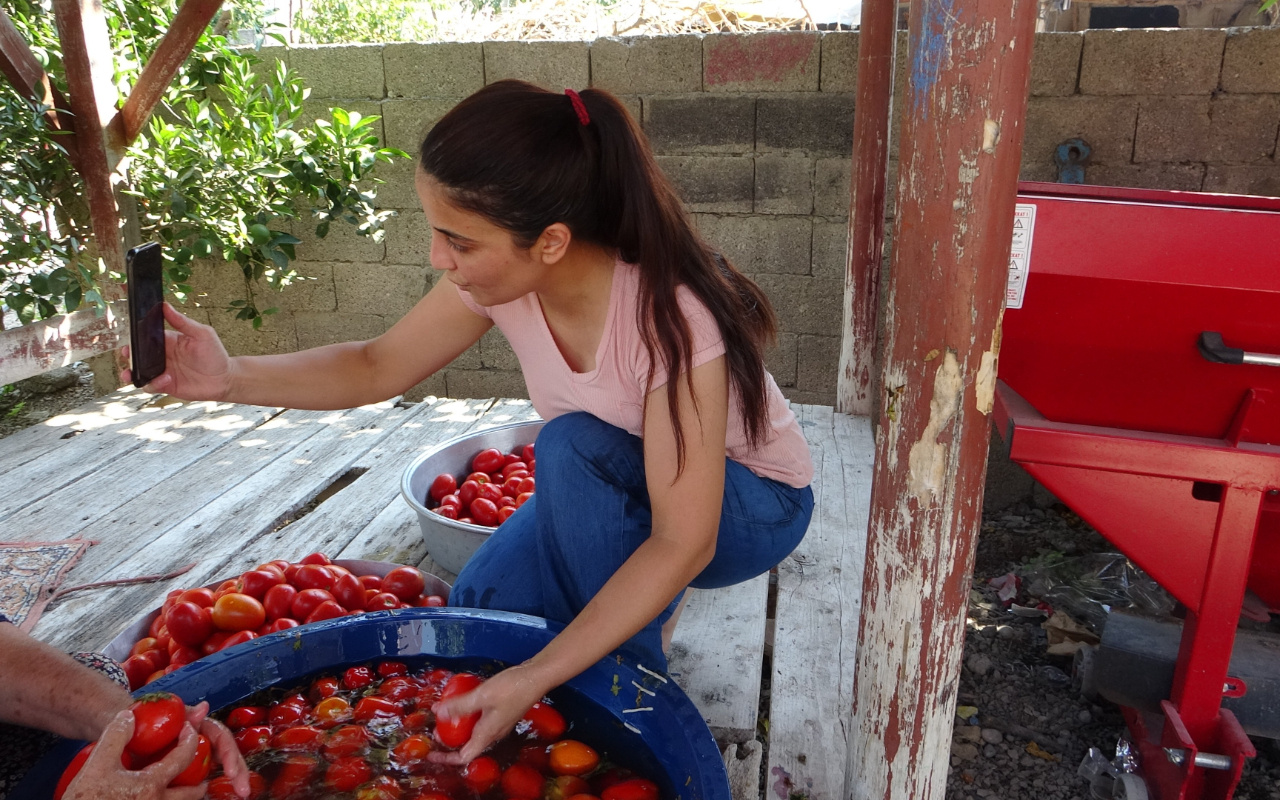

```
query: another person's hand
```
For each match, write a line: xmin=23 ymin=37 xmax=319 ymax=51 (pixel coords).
xmin=428 ymin=664 xmax=549 ymax=765
xmin=120 ymin=303 xmax=234 ymax=400
xmin=184 ymin=701 xmax=252 ymax=797
xmin=64 ymin=709 xmax=206 ymax=800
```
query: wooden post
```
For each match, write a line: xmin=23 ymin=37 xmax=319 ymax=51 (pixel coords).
xmin=0 ymin=7 xmax=80 ymax=167
xmin=844 ymin=1 xmax=1037 ymax=798
xmin=835 ymin=0 xmax=896 ymax=417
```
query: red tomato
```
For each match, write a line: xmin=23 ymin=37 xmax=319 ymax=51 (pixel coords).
xmin=268 ymin=700 xmax=308 ymax=727
xmin=240 ymin=569 xmax=284 ymax=599
xmin=463 ymin=756 xmax=502 ymax=793
xmin=305 ymin=600 xmax=347 ymax=624
xmin=472 ymin=448 xmax=505 ymax=474
xmin=333 ymin=572 xmax=367 ymax=611
xmin=547 ymin=776 xmax=592 ymax=800
xmin=414 ymin=793 xmax=456 ymax=800
xmin=122 ymin=655 xmax=154 ymax=690
xmin=502 ymin=461 xmax=529 ymax=480
xmin=415 ymin=594 xmax=447 ymax=607
xmin=256 ymin=562 xmax=286 ymax=577
xmin=162 ymin=733 xmax=212 ymax=786
xmin=213 ymin=579 xmax=242 ymax=599
xmin=130 ymin=637 xmax=158 ymax=657
xmin=433 ymin=504 xmax=460 ymax=519
xmin=517 ymin=476 xmax=536 ymax=494
xmin=125 ymin=692 xmax=185 ymax=758
xmin=518 ymin=743 xmax=551 ymax=771
xmin=601 ymin=780 xmax=659 ymax=800
xmin=403 ymin=709 xmax=431 ymax=732
xmin=353 ymin=696 xmax=403 ymax=723
xmin=202 ymin=631 xmax=231 ymax=655
xmin=567 ymin=795 xmax=602 ymax=800
xmin=149 ymin=614 xmax=166 ymax=639
xmin=516 ymin=491 xmax=534 ymax=508
xmin=310 ymin=675 xmax=341 ymax=700
xmin=270 ymin=754 xmax=319 ymax=799
xmin=470 ymin=498 xmax=500 ymax=526
xmin=501 ymin=476 xmax=523 ymax=497
xmin=429 ymin=473 xmax=458 ymax=502
xmin=322 ymin=725 xmax=370 ymax=759
xmin=501 ymin=762 xmax=547 ymax=800
xmin=263 ymin=583 xmax=298 ymax=621
xmin=465 ymin=471 xmax=492 ymax=486
xmin=234 ymin=725 xmax=272 ymax=757
xmin=343 ymin=665 xmax=375 ymax=690
xmin=262 ymin=617 xmax=300 ymax=635
xmin=326 ymin=755 xmax=374 ymax=792
xmin=391 ymin=733 xmax=433 ymax=771
xmin=378 ymin=660 xmax=409 ymax=677
xmin=293 ymin=564 xmax=336 ymax=591
xmin=435 ymin=708 xmax=480 ymax=749
xmin=166 ymin=601 xmax=214 ymax=648
xmin=220 ymin=630 xmax=258 ymax=651
xmin=208 ymin=772 xmax=266 ymax=800
xmin=225 ymin=705 xmax=267 ymax=730
xmin=211 ymin=593 xmax=266 ymax=632
xmin=358 ymin=776 xmax=405 ymax=800
xmin=299 ymin=552 xmax=333 ymax=566
xmin=52 ymin=743 xmax=93 ymax=800
xmin=477 ymin=481 xmax=504 ymax=505
xmin=272 ymin=725 xmax=323 ymax=752
xmin=381 ymin=567 xmax=426 ymax=601
xmin=366 ymin=592 xmax=401 ymax=611
xmin=291 ymin=588 xmax=335 ymax=620
xmin=378 ymin=676 xmax=419 ymax=702
xmin=458 ymin=479 xmax=482 ymax=507
xmin=521 ymin=443 xmax=535 ymax=463
xmin=314 ymin=696 xmax=353 ymax=727
xmin=178 ymin=587 xmax=216 ymax=608
xmin=521 ymin=701 xmax=567 ymax=740
xmin=548 ymin=740 xmax=599 ymax=776
xmin=358 ymin=574 xmax=383 ymax=591
xmin=439 ymin=493 xmax=462 ymax=509
xmin=497 ymin=506 xmax=517 ymax=523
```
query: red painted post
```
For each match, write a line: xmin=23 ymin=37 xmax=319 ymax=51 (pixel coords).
xmin=836 ymin=0 xmax=896 ymax=417
xmin=844 ymin=1 xmax=1038 ymax=798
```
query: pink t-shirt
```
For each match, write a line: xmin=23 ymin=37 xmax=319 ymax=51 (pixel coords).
xmin=456 ymin=261 xmax=814 ymax=488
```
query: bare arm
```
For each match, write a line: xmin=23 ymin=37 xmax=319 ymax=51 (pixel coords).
xmin=431 ymin=356 xmax=729 ymax=762
xmin=131 ymin=279 xmax=492 ymax=409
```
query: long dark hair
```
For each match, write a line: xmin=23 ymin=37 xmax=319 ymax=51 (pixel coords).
xmin=420 ymin=80 xmax=778 ymax=469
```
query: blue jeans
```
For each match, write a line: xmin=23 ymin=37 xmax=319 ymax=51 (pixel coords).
xmin=449 ymin=412 xmax=814 ymax=669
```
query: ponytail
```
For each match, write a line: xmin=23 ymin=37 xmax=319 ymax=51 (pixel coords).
xmin=420 ymin=81 xmax=778 ymax=470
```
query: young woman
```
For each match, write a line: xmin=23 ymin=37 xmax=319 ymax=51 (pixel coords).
xmin=129 ymin=80 xmax=813 ymax=763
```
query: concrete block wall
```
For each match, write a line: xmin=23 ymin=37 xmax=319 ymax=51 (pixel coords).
xmin=186 ymin=28 xmax=1280 ymax=406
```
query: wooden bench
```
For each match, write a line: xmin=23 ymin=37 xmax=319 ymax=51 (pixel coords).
xmin=1 ymin=392 xmax=873 ymax=800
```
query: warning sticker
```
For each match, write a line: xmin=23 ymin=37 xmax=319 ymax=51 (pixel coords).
xmin=1007 ymin=203 xmax=1035 ymax=310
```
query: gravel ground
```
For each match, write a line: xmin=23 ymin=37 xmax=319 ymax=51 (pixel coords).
xmin=946 ymin=502 xmax=1280 ymax=800
xmin=0 ymin=363 xmax=96 ymax=440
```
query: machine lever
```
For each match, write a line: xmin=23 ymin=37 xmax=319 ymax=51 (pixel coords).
xmin=1199 ymin=332 xmax=1280 ymax=368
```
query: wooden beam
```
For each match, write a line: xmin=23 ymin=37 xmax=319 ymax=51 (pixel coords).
xmin=0 ymin=7 xmax=79 ymax=166
xmin=836 ymin=0 xmax=897 ymax=416
xmin=844 ymin=0 xmax=1038 ymax=798
xmin=118 ymin=0 xmax=223 ymax=144
xmin=0 ymin=302 xmax=127 ymax=386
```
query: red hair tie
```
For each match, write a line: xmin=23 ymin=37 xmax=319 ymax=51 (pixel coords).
xmin=565 ymin=89 xmax=590 ymax=126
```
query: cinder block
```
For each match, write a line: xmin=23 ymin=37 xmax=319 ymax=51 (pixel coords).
xmin=1203 ymin=164 xmax=1280 ymax=197
xmin=591 ymin=36 xmax=702 ymax=94
xmin=796 ymin=334 xmax=839 ymax=394
xmin=1030 ymin=32 xmax=1082 ymax=97
xmin=383 ymin=212 xmax=432 ymax=267
xmin=754 ymin=156 xmax=813 ymax=215
xmin=1134 ymin=96 xmax=1210 ymax=164
xmin=484 ymin=41 xmax=590 ymax=90
xmin=479 ymin=329 xmax=520 ymax=371
xmin=696 ymin=215 xmax=811 ymax=275
xmin=705 ymin=33 xmax=820 ymax=92
xmin=451 ymin=341 xmax=483 ymax=370
xmin=656 ymin=156 xmax=754 ymax=212
xmin=781 ymin=388 xmax=835 ymax=406
xmin=445 ymin=369 xmax=529 ymax=400
xmin=749 ymin=274 xmax=842 ymax=336
xmin=289 ymin=44 xmax=385 ymax=99
xmin=757 ymin=94 xmax=855 ymax=154
xmin=334 ymin=262 xmax=429 ymax=320
xmin=186 ymin=258 xmax=248 ymax=311
xmin=1222 ymin=28 xmax=1280 ymax=94
xmin=766 ymin=332 xmax=798 ymax=388
xmin=820 ymin=32 xmax=859 ymax=93
xmin=209 ymin=310 xmax=299 ymax=357
xmin=1021 ymin=96 xmax=1138 ymax=171
xmin=374 ymin=157 xmax=423 ymax=211
xmin=384 ymin=43 xmax=484 ymax=98
xmin=644 ymin=96 xmax=756 ymax=154
xmin=811 ymin=221 xmax=848 ymax=282
xmin=1206 ymin=95 xmax=1280 ymax=163
xmin=403 ymin=373 xmax=448 ymax=403
xmin=294 ymin=312 xmax=387 ymax=349
xmin=292 ymin=216 xmax=387 ymax=263
xmin=814 ymin=157 xmax=851 ymax=217
xmin=271 ymin=263 xmax=336 ymax=313
xmin=1018 ymin=161 xmax=1057 ymax=184
xmin=1079 ymin=29 xmax=1225 ymax=96
xmin=1086 ymin=164 xmax=1205 ymax=192
xmin=381 ymin=98 xmax=460 ymax=152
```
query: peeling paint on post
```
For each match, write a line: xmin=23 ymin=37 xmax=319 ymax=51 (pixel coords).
xmin=844 ymin=2 xmax=1037 ymax=800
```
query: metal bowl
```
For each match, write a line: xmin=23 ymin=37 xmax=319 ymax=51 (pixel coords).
xmin=401 ymin=420 xmax=543 ymax=574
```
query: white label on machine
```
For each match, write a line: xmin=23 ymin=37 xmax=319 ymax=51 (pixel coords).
xmin=1007 ymin=203 xmax=1036 ymax=310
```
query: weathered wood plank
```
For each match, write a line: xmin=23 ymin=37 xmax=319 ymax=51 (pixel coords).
xmin=669 ymin=577 xmax=768 ymax=745
xmin=2 ymin=403 xmax=279 ymax=540
xmin=723 ymin=740 xmax=763 ymax=800
xmin=34 ymin=401 xmax=417 ymax=651
xmin=0 ymin=398 xmax=215 ymax=523
xmin=0 ymin=389 xmax=152 ymax=475
xmin=767 ymin=405 xmax=873 ymax=800
xmin=0 ymin=303 xmax=128 ymax=387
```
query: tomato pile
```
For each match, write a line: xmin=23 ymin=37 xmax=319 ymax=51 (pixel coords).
xmin=205 ymin=659 xmax=664 ymax=800
xmin=56 ymin=692 xmax=211 ymax=799
xmin=122 ymin=554 xmax=445 ymax=691
xmin=426 ymin=443 xmax=536 ymax=528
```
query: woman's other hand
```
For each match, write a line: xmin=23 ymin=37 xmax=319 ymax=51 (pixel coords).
xmin=120 ymin=303 xmax=234 ymax=401
xmin=64 ymin=709 xmax=208 ymax=800
xmin=427 ymin=664 xmax=549 ymax=765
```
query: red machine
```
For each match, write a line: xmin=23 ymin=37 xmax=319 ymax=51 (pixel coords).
xmin=995 ymin=182 xmax=1280 ymax=800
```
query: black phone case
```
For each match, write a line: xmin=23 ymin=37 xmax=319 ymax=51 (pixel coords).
xmin=126 ymin=242 xmax=166 ymax=388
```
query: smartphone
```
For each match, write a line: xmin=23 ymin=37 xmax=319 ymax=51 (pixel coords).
xmin=126 ymin=242 xmax=166 ymax=388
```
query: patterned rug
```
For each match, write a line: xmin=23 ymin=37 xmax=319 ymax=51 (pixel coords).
xmin=0 ymin=540 xmax=94 ymax=631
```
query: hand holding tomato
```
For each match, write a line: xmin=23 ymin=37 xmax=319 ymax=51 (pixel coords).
xmin=62 ymin=709 xmax=207 ymax=800
xmin=427 ymin=664 xmax=551 ymax=766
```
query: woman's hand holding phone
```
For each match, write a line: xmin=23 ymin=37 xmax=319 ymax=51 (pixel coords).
xmin=120 ymin=304 xmax=235 ymax=401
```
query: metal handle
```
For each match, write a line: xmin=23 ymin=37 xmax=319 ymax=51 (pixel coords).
xmin=1199 ymin=332 xmax=1280 ymax=368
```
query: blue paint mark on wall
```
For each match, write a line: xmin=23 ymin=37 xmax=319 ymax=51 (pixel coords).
xmin=911 ymin=0 xmax=957 ymax=121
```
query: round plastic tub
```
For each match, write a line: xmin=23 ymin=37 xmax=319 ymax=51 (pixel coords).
xmin=401 ymin=420 xmax=544 ymax=574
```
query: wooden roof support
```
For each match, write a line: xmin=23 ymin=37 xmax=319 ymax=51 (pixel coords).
xmin=0 ymin=7 xmax=80 ymax=167
xmin=119 ymin=0 xmax=223 ymax=142
xmin=844 ymin=1 xmax=1038 ymax=798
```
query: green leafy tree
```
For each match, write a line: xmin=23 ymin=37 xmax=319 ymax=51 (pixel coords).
xmin=293 ymin=0 xmax=437 ymax=43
